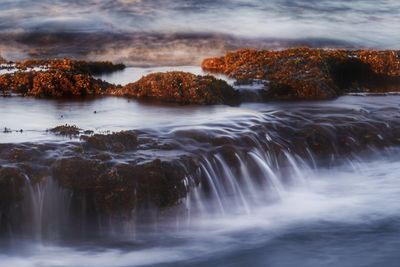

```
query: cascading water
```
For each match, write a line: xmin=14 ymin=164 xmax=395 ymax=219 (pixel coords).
xmin=2 ymin=95 xmax=400 ymax=266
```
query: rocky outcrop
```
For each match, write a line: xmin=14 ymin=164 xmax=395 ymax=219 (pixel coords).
xmin=202 ymin=48 xmax=400 ymax=100
xmin=80 ymin=131 xmax=138 ymax=152
xmin=1 ymin=61 xmax=238 ymax=104
xmin=15 ymin=58 xmax=125 ymax=75
xmin=0 ymin=167 xmax=26 ymax=212
xmin=52 ymin=157 xmax=195 ymax=214
xmin=0 ymin=70 xmax=117 ymax=97
xmin=110 ymin=71 xmax=238 ymax=105
xmin=0 ymin=130 xmax=200 ymax=218
xmin=2 ymin=100 xmax=400 ymax=234
xmin=49 ymin=125 xmax=81 ymax=136
xmin=0 ymin=58 xmax=125 ymax=97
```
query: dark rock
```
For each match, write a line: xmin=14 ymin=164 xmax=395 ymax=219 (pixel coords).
xmin=0 ymin=167 xmax=26 ymax=211
xmin=52 ymin=157 xmax=195 ymax=214
xmin=81 ymin=131 xmax=138 ymax=152
xmin=49 ymin=124 xmax=81 ymax=136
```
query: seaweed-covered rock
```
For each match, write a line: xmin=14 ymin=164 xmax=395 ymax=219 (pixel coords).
xmin=202 ymin=48 xmax=400 ymax=100
xmin=0 ymin=167 xmax=26 ymax=211
xmin=52 ymin=157 xmax=194 ymax=214
xmin=16 ymin=58 xmax=125 ymax=75
xmin=81 ymin=131 xmax=138 ymax=152
xmin=111 ymin=71 xmax=238 ymax=105
xmin=49 ymin=124 xmax=81 ymax=136
xmin=0 ymin=70 xmax=117 ymax=97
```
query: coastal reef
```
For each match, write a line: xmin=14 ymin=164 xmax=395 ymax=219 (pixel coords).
xmin=202 ymin=48 xmax=400 ymax=100
xmin=0 ymin=59 xmax=236 ymax=104
xmin=0 ymin=58 xmax=122 ymax=97
xmin=109 ymin=71 xmax=238 ymax=105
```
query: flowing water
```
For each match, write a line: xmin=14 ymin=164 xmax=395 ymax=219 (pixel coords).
xmin=2 ymin=85 xmax=400 ymax=266
xmin=1 ymin=1 xmax=400 ymax=266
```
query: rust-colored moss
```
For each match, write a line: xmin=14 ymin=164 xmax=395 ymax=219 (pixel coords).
xmin=0 ymin=70 xmax=117 ymax=97
xmin=16 ymin=58 xmax=125 ymax=75
xmin=110 ymin=71 xmax=238 ymax=105
xmin=202 ymin=48 xmax=400 ymax=100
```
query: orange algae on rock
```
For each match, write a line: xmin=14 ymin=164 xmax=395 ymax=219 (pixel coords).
xmin=0 ymin=70 xmax=117 ymax=97
xmin=112 ymin=71 xmax=238 ymax=105
xmin=202 ymin=48 xmax=400 ymax=100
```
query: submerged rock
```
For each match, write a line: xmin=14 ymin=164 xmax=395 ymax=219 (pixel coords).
xmin=202 ymin=48 xmax=400 ymax=100
xmin=1 ymin=102 xmax=400 ymax=234
xmin=52 ymin=157 xmax=194 ymax=214
xmin=81 ymin=131 xmax=138 ymax=152
xmin=111 ymin=71 xmax=238 ymax=105
xmin=0 ymin=167 xmax=26 ymax=211
xmin=49 ymin=124 xmax=81 ymax=136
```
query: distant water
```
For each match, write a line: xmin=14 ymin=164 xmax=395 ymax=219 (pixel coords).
xmin=0 ymin=0 xmax=399 ymax=64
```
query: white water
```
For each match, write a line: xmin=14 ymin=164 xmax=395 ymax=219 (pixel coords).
xmin=2 ymin=86 xmax=400 ymax=267
xmin=2 ymin=154 xmax=400 ymax=267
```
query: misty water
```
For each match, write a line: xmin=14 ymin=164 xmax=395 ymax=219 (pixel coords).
xmin=1 ymin=0 xmax=400 ymax=64
xmin=2 ymin=83 xmax=400 ymax=266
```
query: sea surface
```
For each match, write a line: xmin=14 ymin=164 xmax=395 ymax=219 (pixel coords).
xmin=0 ymin=0 xmax=399 ymax=64
xmin=2 ymin=65 xmax=400 ymax=265
xmin=1 ymin=91 xmax=400 ymax=266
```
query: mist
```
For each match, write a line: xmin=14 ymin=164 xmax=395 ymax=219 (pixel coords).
xmin=1 ymin=0 xmax=399 ymax=64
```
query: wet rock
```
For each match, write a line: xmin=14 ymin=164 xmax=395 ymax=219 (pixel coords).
xmin=52 ymin=157 xmax=195 ymax=214
xmin=3 ymin=127 xmax=12 ymax=133
xmin=16 ymin=58 xmax=125 ymax=75
xmin=0 ymin=167 xmax=26 ymax=211
xmin=111 ymin=71 xmax=238 ymax=105
xmin=202 ymin=48 xmax=400 ymax=100
xmin=0 ymin=70 xmax=117 ymax=97
xmin=49 ymin=124 xmax=81 ymax=136
xmin=81 ymin=131 xmax=138 ymax=152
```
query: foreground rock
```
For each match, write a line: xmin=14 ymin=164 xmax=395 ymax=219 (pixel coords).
xmin=202 ymin=48 xmax=400 ymax=100
xmin=111 ymin=71 xmax=238 ymax=105
xmin=2 ymin=102 xmax=400 ymax=235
